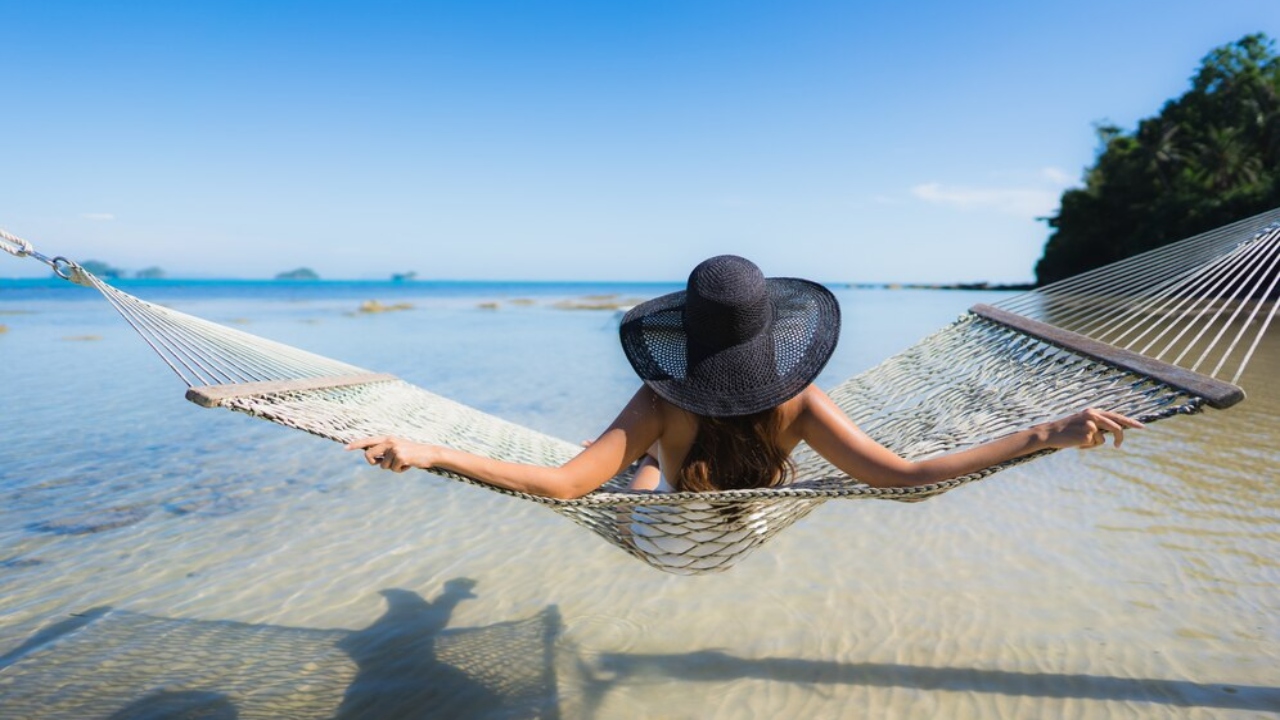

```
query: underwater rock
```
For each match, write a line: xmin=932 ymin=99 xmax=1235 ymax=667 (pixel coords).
xmin=30 ymin=505 xmax=151 ymax=535
xmin=552 ymin=294 xmax=646 ymax=311
xmin=0 ymin=557 xmax=45 ymax=568
xmin=359 ymin=300 xmax=414 ymax=313
xmin=163 ymin=495 xmax=250 ymax=518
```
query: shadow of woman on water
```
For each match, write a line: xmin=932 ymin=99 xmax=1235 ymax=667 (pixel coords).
xmin=333 ymin=579 xmax=500 ymax=718
xmin=335 ymin=578 xmax=565 ymax=718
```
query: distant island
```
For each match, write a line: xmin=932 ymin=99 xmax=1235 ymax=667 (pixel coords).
xmin=275 ymin=267 xmax=320 ymax=281
xmin=76 ymin=260 xmax=125 ymax=279
xmin=849 ymin=281 xmax=1035 ymax=292
xmin=48 ymin=260 xmax=166 ymax=279
xmin=26 ymin=260 xmax=1024 ymax=288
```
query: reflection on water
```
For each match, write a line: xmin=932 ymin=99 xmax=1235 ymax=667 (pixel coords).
xmin=0 ymin=285 xmax=1276 ymax=718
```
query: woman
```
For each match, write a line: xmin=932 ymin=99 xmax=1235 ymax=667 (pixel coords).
xmin=348 ymin=255 xmax=1142 ymax=499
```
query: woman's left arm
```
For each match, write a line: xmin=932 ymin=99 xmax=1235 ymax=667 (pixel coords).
xmin=346 ymin=386 xmax=664 ymax=500
xmin=797 ymin=386 xmax=1144 ymax=488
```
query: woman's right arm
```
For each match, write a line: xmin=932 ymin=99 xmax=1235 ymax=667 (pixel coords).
xmin=795 ymin=386 xmax=1143 ymax=489
xmin=346 ymin=386 xmax=665 ymax=499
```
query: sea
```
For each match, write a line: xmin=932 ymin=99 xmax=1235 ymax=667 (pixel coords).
xmin=0 ymin=276 xmax=1276 ymax=718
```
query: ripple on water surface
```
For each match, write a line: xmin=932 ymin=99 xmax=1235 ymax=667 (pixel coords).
xmin=1 ymin=286 xmax=1277 ymax=717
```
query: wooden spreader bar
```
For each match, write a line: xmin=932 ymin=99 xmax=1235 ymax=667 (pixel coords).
xmin=970 ymin=304 xmax=1245 ymax=410
xmin=185 ymin=373 xmax=400 ymax=408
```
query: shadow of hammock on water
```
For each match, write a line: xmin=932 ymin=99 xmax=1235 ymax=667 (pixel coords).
xmin=0 ymin=577 xmax=1274 ymax=717
xmin=584 ymin=652 xmax=1279 ymax=713
xmin=0 ymin=579 xmax=564 ymax=719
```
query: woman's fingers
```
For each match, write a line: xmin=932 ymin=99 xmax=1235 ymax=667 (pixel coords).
xmin=1078 ymin=409 xmax=1146 ymax=449
xmin=1089 ymin=415 xmax=1123 ymax=447
xmin=387 ymin=450 xmax=408 ymax=472
xmin=354 ymin=439 xmax=391 ymax=466
xmin=1076 ymin=419 xmax=1102 ymax=450
xmin=346 ymin=436 xmax=391 ymax=465
xmin=346 ymin=435 xmax=429 ymax=472
xmin=347 ymin=436 xmax=407 ymax=466
xmin=345 ymin=436 xmax=386 ymax=450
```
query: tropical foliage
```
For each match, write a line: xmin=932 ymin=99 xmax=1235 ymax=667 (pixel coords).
xmin=1035 ymin=34 xmax=1280 ymax=285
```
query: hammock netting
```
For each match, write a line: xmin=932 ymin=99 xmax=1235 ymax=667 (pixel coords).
xmin=3 ymin=209 xmax=1278 ymax=574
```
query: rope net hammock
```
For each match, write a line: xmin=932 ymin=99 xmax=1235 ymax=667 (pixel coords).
xmin=3 ymin=208 xmax=1278 ymax=574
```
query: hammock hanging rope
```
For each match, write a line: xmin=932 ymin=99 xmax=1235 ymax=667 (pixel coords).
xmin=3 ymin=209 xmax=1278 ymax=574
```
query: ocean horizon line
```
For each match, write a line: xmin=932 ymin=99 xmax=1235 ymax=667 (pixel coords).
xmin=0 ymin=275 xmax=1035 ymax=290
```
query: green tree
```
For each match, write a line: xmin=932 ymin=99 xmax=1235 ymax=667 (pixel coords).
xmin=1196 ymin=125 xmax=1265 ymax=191
xmin=1036 ymin=34 xmax=1280 ymax=285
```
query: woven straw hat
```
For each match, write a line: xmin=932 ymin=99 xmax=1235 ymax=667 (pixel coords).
xmin=619 ymin=255 xmax=840 ymax=417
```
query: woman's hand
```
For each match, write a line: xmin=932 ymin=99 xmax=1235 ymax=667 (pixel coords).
xmin=345 ymin=436 xmax=439 ymax=473
xmin=1037 ymin=408 xmax=1145 ymax=450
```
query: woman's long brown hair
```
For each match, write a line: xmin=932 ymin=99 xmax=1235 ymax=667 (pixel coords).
xmin=676 ymin=407 xmax=794 ymax=492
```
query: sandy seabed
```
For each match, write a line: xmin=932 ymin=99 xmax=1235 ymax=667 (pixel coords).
xmin=0 ymin=286 xmax=1276 ymax=718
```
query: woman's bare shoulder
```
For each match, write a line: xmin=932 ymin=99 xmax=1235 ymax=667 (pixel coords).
xmin=772 ymin=385 xmax=824 ymax=445
xmin=786 ymin=384 xmax=865 ymax=441
xmin=786 ymin=384 xmax=830 ymax=414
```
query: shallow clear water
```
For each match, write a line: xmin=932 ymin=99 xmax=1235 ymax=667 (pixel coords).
xmin=0 ymin=280 xmax=1276 ymax=718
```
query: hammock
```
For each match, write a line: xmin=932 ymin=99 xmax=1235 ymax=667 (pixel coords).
xmin=3 ymin=210 xmax=1278 ymax=575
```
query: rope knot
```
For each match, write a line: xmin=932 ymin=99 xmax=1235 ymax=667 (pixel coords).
xmin=0 ymin=228 xmax=34 ymax=257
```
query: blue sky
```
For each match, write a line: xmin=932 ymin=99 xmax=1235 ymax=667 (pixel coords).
xmin=1 ymin=1 xmax=1275 ymax=282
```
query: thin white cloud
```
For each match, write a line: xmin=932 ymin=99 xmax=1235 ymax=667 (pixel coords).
xmin=1040 ymin=166 xmax=1073 ymax=185
xmin=82 ymin=213 xmax=115 ymax=221
xmin=911 ymin=172 xmax=1075 ymax=217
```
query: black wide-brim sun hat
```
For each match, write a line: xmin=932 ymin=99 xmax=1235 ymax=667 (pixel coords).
xmin=620 ymin=255 xmax=841 ymax=417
